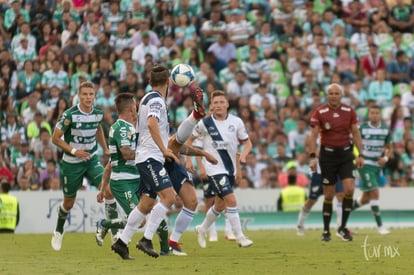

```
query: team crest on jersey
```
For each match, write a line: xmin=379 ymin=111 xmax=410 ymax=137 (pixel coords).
xmin=228 ymin=125 xmax=235 ymax=132
xmin=324 ymin=122 xmax=331 ymax=130
xmin=64 ymin=119 xmax=70 ymax=126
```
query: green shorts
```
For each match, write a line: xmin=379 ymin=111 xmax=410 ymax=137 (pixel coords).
xmin=60 ymin=155 xmax=104 ymax=197
xmin=358 ymin=165 xmax=381 ymax=192
xmin=110 ymin=179 xmax=139 ymax=216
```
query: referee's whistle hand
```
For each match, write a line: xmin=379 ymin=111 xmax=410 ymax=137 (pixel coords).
xmin=356 ymin=157 xmax=364 ymax=169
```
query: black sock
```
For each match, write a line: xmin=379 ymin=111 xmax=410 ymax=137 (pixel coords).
xmin=341 ymin=195 xmax=353 ymax=229
xmin=322 ymin=200 xmax=332 ymax=232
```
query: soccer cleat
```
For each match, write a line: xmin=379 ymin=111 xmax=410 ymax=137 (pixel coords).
xmin=378 ymin=226 xmax=390 ymax=235
xmin=51 ymin=231 xmax=64 ymax=251
xmin=336 ymin=227 xmax=353 ymax=241
xmin=296 ymin=225 xmax=305 ymax=236
xmin=321 ymin=231 xmax=331 ymax=242
xmin=111 ymin=238 xmax=134 ymax=260
xmin=95 ymin=219 xmax=109 ymax=246
xmin=195 ymin=225 xmax=207 ymax=248
xmin=224 ymin=230 xmax=236 ymax=241
xmin=168 ymin=240 xmax=188 ymax=256
xmin=237 ymin=236 xmax=253 ymax=248
xmin=136 ymin=237 xmax=159 ymax=258
xmin=111 ymin=231 xmax=122 ymax=244
xmin=191 ymin=87 xmax=206 ymax=118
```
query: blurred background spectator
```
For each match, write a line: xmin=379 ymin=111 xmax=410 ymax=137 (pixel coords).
xmin=0 ymin=0 xmax=413 ymax=192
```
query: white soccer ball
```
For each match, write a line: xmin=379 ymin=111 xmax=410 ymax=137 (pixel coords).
xmin=170 ymin=64 xmax=196 ymax=87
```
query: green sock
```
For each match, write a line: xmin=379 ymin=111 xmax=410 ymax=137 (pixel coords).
xmin=56 ymin=205 xmax=69 ymax=234
xmin=101 ymin=218 xmax=127 ymax=229
xmin=157 ymin=219 xmax=169 ymax=253
xmin=371 ymin=205 xmax=383 ymax=227
xmin=105 ymin=201 xmax=119 ymax=235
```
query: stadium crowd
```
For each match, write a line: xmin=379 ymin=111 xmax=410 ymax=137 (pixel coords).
xmin=0 ymin=0 xmax=414 ymax=192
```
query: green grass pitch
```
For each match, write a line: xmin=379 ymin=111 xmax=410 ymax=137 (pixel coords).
xmin=1 ymin=229 xmax=413 ymax=275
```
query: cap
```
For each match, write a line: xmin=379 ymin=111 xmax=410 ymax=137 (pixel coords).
xmin=284 ymin=161 xmax=297 ymax=170
xmin=20 ymin=35 xmax=28 ymax=41
xmin=141 ymin=31 xmax=150 ymax=38
xmin=9 ymin=0 xmax=20 ymax=4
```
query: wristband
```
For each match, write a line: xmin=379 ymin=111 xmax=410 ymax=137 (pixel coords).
xmin=71 ymin=148 xmax=77 ymax=155
xmin=309 ymin=153 xmax=316 ymax=158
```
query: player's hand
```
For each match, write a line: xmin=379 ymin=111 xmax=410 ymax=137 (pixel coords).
xmin=204 ymin=152 xmax=218 ymax=165
xmin=163 ymin=148 xmax=180 ymax=163
xmin=104 ymin=148 xmax=110 ymax=157
xmin=96 ymin=190 xmax=105 ymax=203
xmin=309 ymin=158 xmax=318 ymax=171
xmin=75 ymin=149 xmax=91 ymax=162
xmin=238 ymin=152 xmax=247 ymax=164
xmin=235 ymin=172 xmax=242 ymax=184
xmin=185 ymin=158 xmax=195 ymax=174
xmin=377 ymin=157 xmax=388 ymax=167
xmin=356 ymin=156 xmax=364 ymax=169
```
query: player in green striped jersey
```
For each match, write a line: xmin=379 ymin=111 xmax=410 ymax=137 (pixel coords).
xmin=353 ymin=105 xmax=392 ymax=235
xmin=51 ymin=81 xmax=117 ymax=251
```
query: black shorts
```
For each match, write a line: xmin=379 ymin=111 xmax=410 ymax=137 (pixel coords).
xmin=164 ymin=160 xmax=193 ymax=194
xmin=319 ymin=145 xmax=355 ymax=186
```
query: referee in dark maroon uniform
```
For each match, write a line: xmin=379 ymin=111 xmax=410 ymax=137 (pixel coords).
xmin=308 ymin=83 xmax=364 ymax=242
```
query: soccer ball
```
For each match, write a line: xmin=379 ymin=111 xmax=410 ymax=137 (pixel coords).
xmin=170 ymin=64 xmax=196 ymax=87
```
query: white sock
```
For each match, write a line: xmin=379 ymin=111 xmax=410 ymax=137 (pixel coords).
xmin=176 ymin=112 xmax=197 ymax=144
xmin=224 ymin=215 xmax=232 ymax=234
xmin=143 ymin=202 xmax=169 ymax=240
xmin=170 ymin=207 xmax=195 ymax=243
xmin=226 ymin=207 xmax=243 ymax=239
xmin=209 ymin=221 xmax=217 ymax=236
xmin=200 ymin=207 xmax=220 ymax=232
xmin=120 ymin=207 xmax=146 ymax=244
xmin=336 ymin=202 xmax=343 ymax=227
xmin=297 ymin=206 xmax=310 ymax=227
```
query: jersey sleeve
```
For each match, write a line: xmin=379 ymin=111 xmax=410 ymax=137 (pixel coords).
xmin=236 ymin=117 xmax=249 ymax=142
xmin=114 ymin=124 xmax=132 ymax=148
xmin=55 ymin=110 xmax=71 ymax=132
xmin=309 ymin=108 xmax=320 ymax=128
xmin=350 ymin=108 xmax=358 ymax=125
xmin=147 ymin=97 xmax=163 ymax=120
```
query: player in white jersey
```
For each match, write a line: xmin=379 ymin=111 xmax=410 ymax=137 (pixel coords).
xmin=194 ymin=90 xmax=254 ymax=248
xmin=111 ymin=65 xmax=213 ymax=259
xmin=111 ymin=64 xmax=178 ymax=259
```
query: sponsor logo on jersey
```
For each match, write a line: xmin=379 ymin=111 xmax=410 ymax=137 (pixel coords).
xmin=333 ymin=113 xmax=340 ymax=118
xmin=319 ymin=107 xmax=329 ymax=114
